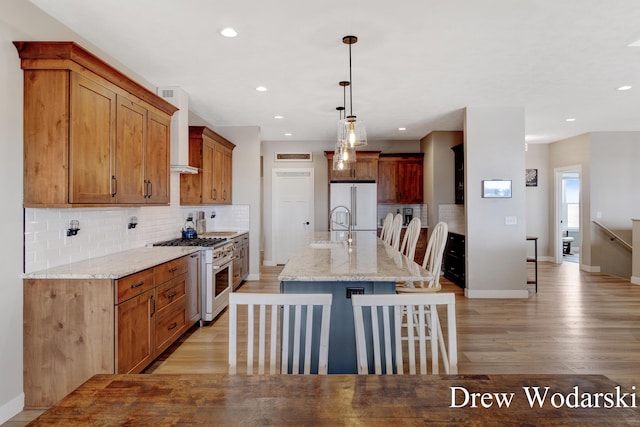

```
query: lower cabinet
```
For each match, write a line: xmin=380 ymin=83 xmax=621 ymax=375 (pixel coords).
xmin=443 ymin=232 xmax=466 ymax=288
xmin=24 ymin=254 xmax=195 ymax=407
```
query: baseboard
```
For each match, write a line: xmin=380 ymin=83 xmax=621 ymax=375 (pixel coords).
xmin=0 ymin=392 xmax=24 ymax=425
xmin=464 ymin=289 xmax=529 ymax=299
xmin=581 ymin=264 xmax=601 ymax=273
xmin=631 ymin=276 xmax=640 ymax=285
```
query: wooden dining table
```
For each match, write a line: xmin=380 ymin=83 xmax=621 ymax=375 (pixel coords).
xmin=28 ymin=373 xmax=639 ymax=426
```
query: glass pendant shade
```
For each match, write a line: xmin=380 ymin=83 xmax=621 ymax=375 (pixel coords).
xmin=339 ymin=116 xmax=367 ymax=148
xmin=332 ymin=142 xmax=356 ymax=170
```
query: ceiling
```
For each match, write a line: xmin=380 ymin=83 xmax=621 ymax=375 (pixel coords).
xmin=30 ymin=0 xmax=640 ymax=144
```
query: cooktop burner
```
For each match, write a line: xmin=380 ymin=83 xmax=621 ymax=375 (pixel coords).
xmin=153 ymin=237 xmax=226 ymax=247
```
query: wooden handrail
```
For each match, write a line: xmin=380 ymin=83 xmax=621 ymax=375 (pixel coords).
xmin=592 ymin=220 xmax=632 ymax=251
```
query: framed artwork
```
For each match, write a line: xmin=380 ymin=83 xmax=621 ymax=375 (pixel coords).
xmin=275 ymin=152 xmax=312 ymax=162
xmin=526 ymin=169 xmax=538 ymax=187
xmin=482 ymin=180 xmax=512 ymax=198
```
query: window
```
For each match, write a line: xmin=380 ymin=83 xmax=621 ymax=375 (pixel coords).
xmin=562 ymin=178 xmax=580 ymax=229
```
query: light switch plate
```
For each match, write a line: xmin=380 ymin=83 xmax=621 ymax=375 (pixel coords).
xmin=505 ymin=216 xmax=517 ymax=225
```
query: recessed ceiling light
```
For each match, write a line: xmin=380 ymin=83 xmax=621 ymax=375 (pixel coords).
xmin=220 ymin=28 xmax=238 ymax=38
xmin=274 ymin=115 xmax=283 ymax=119
xmin=398 ymin=127 xmax=406 ymax=131
xmin=617 ymin=85 xmax=632 ymax=91
xmin=284 ymin=133 xmax=292 ymax=136
xmin=565 ymin=118 xmax=576 ymax=122
xmin=255 ymin=86 xmax=267 ymax=92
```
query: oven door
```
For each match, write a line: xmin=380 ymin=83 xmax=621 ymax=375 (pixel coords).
xmin=203 ymin=259 xmax=233 ymax=322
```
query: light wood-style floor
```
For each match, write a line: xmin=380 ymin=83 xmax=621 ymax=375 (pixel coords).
xmin=5 ymin=260 xmax=640 ymax=425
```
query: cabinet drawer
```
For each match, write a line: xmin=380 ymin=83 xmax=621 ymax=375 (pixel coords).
xmin=155 ymin=302 xmax=187 ymax=353
xmin=156 ymin=274 xmax=187 ymax=314
xmin=155 ymin=256 xmax=189 ymax=285
xmin=116 ymin=268 xmax=155 ymax=303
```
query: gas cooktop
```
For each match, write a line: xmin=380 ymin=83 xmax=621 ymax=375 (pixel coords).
xmin=153 ymin=237 xmax=226 ymax=247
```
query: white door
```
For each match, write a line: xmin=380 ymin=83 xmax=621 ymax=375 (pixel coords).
xmin=272 ymin=169 xmax=314 ymax=264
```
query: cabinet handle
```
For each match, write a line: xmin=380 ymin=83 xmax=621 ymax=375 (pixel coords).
xmin=168 ymin=267 xmax=178 ymax=273
xmin=111 ymin=176 xmax=117 ymax=197
xmin=166 ymin=291 xmax=178 ymax=299
xmin=150 ymin=295 xmax=156 ymax=317
xmin=130 ymin=281 xmax=145 ymax=289
xmin=147 ymin=181 xmax=152 ymax=198
xmin=167 ymin=322 xmax=178 ymax=331
xmin=223 ymin=190 xmax=227 ymax=201
xmin=213 ymin=189 xmax=218 ymax=200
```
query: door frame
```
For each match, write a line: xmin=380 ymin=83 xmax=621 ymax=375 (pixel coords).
xmin=271 ymin=168 xmax=315 ymax=265
xmin=553 ymin=165 xmax=582 ymax=264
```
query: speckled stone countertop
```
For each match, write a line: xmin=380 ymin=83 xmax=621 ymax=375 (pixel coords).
xmin=278 ymin=231 xmax=434 ymax=282
xmin=23 ymin=247 xmax=201 ymax=280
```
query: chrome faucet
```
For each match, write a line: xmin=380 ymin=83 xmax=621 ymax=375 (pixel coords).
xmin=329 ymin=205 xmax=352 ymax=244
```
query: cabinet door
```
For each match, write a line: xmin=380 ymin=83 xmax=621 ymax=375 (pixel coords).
xmin=201 ymin=140 xmax=215 ymax=204
xmin=212 ymin=143 xmax=225 ymax=203
xmin=69 ymin=73 xmax=116 ymax=203
xmin=353 ymin=157 xmax=378 ymax=181
xmin=116 ymin=288 xmax=154 ymax=374
xmin=377 ymin=160 xmax=398 ymax=203
xmin=398 ymin=160 xmax=424 ymax=203
xmin=146 ymin=110 xmax=171 ymax=204
xmin=115 ymin=95 xmax=146 ymax=204
xmin=221 ymin=146 xmax=233 ymax=203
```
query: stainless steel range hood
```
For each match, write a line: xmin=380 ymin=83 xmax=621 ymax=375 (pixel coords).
xmin=157 ymin=86 xmax=198 ymax=174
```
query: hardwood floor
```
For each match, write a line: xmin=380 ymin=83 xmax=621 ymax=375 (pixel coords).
xmin=5 ymin=260 xmax=640 ymax=425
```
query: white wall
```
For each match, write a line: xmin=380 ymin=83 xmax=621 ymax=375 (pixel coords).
xmin=525 ymin=144 xmax=551 ymax=260
xmin=464 ymin=106 xmax=528 ymax=298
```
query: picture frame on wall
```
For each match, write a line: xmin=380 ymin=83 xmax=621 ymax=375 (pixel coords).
xmin=526 ymin=169 xmax=538 ymax=187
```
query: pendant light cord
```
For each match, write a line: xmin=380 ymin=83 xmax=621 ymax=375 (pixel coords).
xmin=348 ymin=42 xmax=353 ymax=117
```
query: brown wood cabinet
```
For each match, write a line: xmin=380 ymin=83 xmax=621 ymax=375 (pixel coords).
xmin=377 ymin=154 xmax=424 ymax=204
xmin=14 ymin=41 xmax=176 ymax=207
xmin=325 ymin=151 xmax=380 ymax=182
xmin=24 ymin=254 xmax=194 ymax=407
xmin=186 ymin=253 xmax=201 ymax=325
xmin=452 ymin=143 xmax=464 ymax=205
xmin=180 ymin=126 xmax=236 ymax=205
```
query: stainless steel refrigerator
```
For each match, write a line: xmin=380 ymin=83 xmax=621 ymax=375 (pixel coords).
xmin=329 ymin=183 xmax=377 ymax=231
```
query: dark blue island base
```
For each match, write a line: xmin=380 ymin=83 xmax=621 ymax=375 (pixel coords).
xmin=280 ymin=280 xmax=396 ymax=374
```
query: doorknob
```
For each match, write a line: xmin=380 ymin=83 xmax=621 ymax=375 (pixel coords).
xmin=304 ymin=221 xmax=310 ymax=225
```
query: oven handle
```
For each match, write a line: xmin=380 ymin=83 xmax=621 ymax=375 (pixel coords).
xmin=212 ymin=260 xmax=233 ymax=271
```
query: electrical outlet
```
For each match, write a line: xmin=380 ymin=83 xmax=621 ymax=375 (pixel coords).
xmin=505 ymin=216 xmax=517 ymax=225
xmin=346 ymin=287 xmax=365 ymax=299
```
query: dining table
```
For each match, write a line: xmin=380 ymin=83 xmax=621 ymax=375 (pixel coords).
xmin=27 ymin=373 xmax=639 ymax=426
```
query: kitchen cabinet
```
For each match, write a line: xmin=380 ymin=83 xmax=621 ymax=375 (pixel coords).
xmin=14 ymin=41 xmax=177 ymax=207
xmin=24 ymin=254 xmax=194 ymax=407
xmin=377 ymin=154 xmax=424 ymax=204
xmin=180 ymin=126 xmax=236 ymax=205
xmin=231 ymin=233 xmax=250 ymax=290
xmin=452 ymin=144 xmax=464 ymax=205
xmin=325 ymin=151 xmax=380 ymax=182
xmin=442 ymin=232 xmax=465 ymax=288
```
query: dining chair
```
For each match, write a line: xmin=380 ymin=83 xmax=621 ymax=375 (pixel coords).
xmin=396 ymin=221 xmax=448 ymax=293
xmin=398 ymin=217 xmax=421 ymax=262
xmin=351 ymin=293 xmax=457 ymax=375
xmin=228 ymin=293 xmax=332 ymax=375
xmin=389 ymin=214 xmax=404 ymax=250
xmin=379 ymin=212 xmax=394 ymax=243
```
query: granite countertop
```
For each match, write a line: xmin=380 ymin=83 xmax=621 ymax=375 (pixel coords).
xmin=200 ymin=230 xmax=249 ymax=239
xmin=23 ymin=247 xmax=201 ymax=280
xmin=278 ymin=231 xmax=434 ymax=282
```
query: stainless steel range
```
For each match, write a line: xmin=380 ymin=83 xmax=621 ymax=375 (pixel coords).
xmin=154 ymin=237 xmax=234 ymax=322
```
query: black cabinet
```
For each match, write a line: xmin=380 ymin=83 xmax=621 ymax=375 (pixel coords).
xmin=452 ymin=144 xmax=464 ymax=205
xmin=443 ymin=232 xmax=465 ymax=288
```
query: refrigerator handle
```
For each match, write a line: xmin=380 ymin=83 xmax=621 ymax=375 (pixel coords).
xmin=352 ymin=185 xmax=357 ymax=227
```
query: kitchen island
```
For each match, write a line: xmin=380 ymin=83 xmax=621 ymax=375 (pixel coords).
xmin=278 ymin=231 xmax=433 ymax=373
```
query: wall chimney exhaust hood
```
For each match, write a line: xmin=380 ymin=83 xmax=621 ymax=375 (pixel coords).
xmin=157 ymin=86 xmax=198 ymax=174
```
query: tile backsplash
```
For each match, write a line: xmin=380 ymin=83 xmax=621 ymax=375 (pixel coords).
xmin=377 ymin=204 xmax=428 ymax=227
xmin=24 ymin=174 xmax=250 ymax=273
xmin=439 ymin=204 xmax=465 ymax=234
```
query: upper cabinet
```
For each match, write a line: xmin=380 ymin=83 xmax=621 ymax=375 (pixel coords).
xmin=180 ymin=126 xmax=235 ymax=205
xmin=15 ymin=41 xmax=177 ymax=207
xmin=451 ymin=144 xmax=464 ymax=205
xmin=377 ymin=153 xmax=424 ymax=204
xmin=325 ymin=151 xmax=380 ymax=182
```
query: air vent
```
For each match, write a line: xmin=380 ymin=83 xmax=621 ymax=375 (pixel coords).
xmin=161 ymin=89 xmax=174 ymax=98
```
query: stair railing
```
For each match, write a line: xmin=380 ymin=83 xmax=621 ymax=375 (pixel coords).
xmin=592 ymin=220 xmax=632 ymax=251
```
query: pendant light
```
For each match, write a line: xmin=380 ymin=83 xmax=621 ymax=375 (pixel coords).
xmin=338 ymin=35 xmax=367 ymax=148
xmin=333 ymin=81 xmax=356 ymax=171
